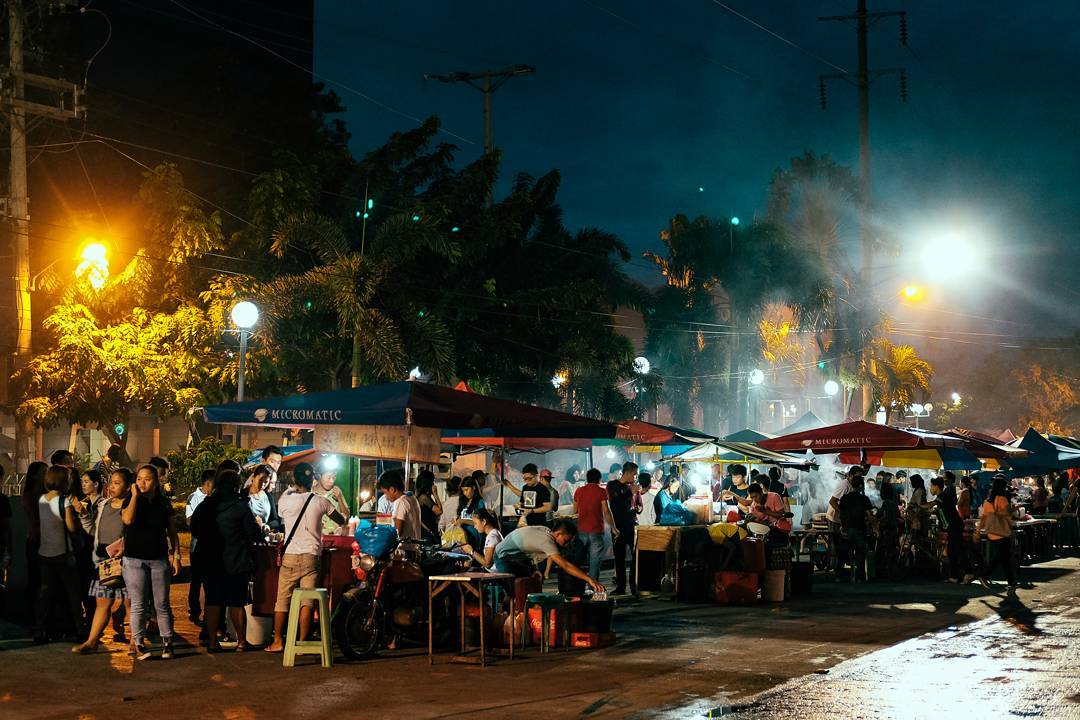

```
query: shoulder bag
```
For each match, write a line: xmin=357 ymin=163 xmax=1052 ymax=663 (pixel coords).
xmin=978 ymin=502 xmax=1013 ymax=537
xmin=96 ymin=499 xmax=125 ymax=588
xmin=276 ymin=493 xmax=315 ymax=567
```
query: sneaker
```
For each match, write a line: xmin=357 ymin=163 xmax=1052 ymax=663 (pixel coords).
xmin=132 ymin=639 xmax=153 ymax=661
xmin=161 ymin=641 xmax=175 ymax=660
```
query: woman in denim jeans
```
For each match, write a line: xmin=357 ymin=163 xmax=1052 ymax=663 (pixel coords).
xmin=121 ymin=464 xmax=181 ymax=660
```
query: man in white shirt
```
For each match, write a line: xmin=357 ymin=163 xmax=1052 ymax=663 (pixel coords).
xmin=377 ymin=470 xmax=422 ymax=541
xmin=265 ymin=462 xmax=345 ymax=653
xmin=637 ymin=472 xmax=658 ymax=527
xmin=827 ymin=466 xmax=864 ymax=525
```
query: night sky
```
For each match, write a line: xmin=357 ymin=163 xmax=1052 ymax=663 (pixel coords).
xmin=316 ymin=1 xmax=1080 ymax=348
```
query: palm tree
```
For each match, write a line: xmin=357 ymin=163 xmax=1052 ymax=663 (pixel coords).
xmin=269 ymin=212 xmax=454 ymax=388
xmin=867 ymin=339 xmax=933 ymax=422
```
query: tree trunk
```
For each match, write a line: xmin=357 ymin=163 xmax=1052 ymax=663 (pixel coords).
xmin=351 ymin=332 xmax=362 ymax=388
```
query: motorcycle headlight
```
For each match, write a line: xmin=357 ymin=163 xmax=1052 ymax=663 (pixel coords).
xmin=359 ymin=554 xmax=376 ymax=571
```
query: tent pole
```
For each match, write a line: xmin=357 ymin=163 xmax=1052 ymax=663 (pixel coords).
xmin=499 ymin=450 xmax=506 ymax=528
xmin=404 ymin=408 xmax=413 ymax=490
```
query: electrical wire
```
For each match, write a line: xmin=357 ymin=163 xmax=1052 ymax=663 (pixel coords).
xmin=707 ymin=0 xmax=849 ymax=73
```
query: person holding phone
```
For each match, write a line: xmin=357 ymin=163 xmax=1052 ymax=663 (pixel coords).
xmin=121 ymin=464 xmax=181 ymax=660
xmin=72 ymin=468 xmax=133 ymax=654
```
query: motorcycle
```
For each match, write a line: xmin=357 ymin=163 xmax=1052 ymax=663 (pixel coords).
xmin=334 ymin=537 xmax=470 ymax=660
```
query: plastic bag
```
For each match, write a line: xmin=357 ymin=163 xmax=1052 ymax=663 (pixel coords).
xmin=441 ymin=525 xmax=468 ymax=549
xmin=708 ymin=522 xmax=747 ymax=544
xmin=355 ymin=524 xmax=398 ymax=559
xmin=658 ymin=502 xmax=696 ymax=526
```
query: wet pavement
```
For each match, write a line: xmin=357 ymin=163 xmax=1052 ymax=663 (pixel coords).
xmin=1 ymin=556 xmax=1077 ymax=719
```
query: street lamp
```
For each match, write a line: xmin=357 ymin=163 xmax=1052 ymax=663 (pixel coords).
xmin=951 ymin=392 xmax=962 ymax=405
xmin=906 ymin=402 xmax=933 ymax=429
xmin=76 ymin=241 xmax=110 ymax=290
xmin=231 ymin=301 xmax=259 ymax=402
xmin=632 ymin=356 xmax=651 ymax=375
xmin=824 ymin=380 xmax=840 ymax=397
xmin=748 ymin=368 xmax=765 ymax=386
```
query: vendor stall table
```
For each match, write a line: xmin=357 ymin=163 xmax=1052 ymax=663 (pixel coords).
xmin=428 ymin=572 xmax=516 ymax=667
xmin=635 ymin=525 xmax=710 ymax=596
xmin=1015 ymin=518 xmax=1057 ymax=562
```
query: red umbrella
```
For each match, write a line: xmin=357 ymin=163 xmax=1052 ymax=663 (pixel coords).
xmin=758 ymin=420 xmax=955 ymax=454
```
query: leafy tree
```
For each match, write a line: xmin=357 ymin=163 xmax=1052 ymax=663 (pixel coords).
xmin=16 ymin=164 xmax=232 ymax=453
xmin=167 ymin=437 xmax=249 ymax=501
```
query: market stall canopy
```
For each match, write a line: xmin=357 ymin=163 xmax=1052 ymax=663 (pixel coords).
xmin=942 ymin=428 xmax=1029 ymax=459
xmin=593 ymin=419 xmax=717 ymax=448
xmin=1005 ymin=428 xmax=1080 ymax=473
xmin=777 ymin=411 xmax=827 ymax=436
xmin=202 ymin=381 xmax=616 ymax=438
xmin=758 ymin=420 xmax=963 ymax=454
xmin=665 ymin=441 xmax=812 ymax=468
xmin=838 ymin=447 xmax=982 ymax=471
xmin=723 ymin=428 xmax=774 ymax=443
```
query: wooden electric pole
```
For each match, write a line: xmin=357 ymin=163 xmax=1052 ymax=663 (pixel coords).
xmin=423 ymin=64 xmax=535 ymax=155
xmin=819 ymin=1 xmax=907 ymax=420
xmin=3 ymin=0 xmax=85 ymax=471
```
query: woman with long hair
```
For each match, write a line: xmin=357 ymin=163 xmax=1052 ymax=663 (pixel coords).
xmin=121 ymin=464 xmax=181 ymax=660
xmin=247 ymin=464 xmax=281 ymax=532
xmin=978 ymin=474 xmax=1017 ymax=590
xmin=33 ymin=465 xmax=85 ymax=644
xmin=414 ymin=470 xmax=443 ymax=543
xmin=439 ymin=476 xmax=462 ymax=532
xmin=461 ymin=508 xmax=502 ymax=570
xmin=71 ymin=469 xmax=105 ymax=631
xmin=455 ymin=476 xmax=486 ymax=547
xmin=72 ymin=468 xmax=133 ymax=654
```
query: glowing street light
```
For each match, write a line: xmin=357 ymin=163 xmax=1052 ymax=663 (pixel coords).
xmin=748 ymin=368 xmax=765 ymax=386
xmin=901 ymin=284 xmax=925 ymax=302
xmin=951 ymin=392 xmax=962 ymax=405
xmin=632 ymin=356 xmax=651 ymax=375
xmin=230 ymin=301 xmax=259 ymax=403
xmin=76 ymin=241 xmax=110 ymax=290
xmin=551 ymin=371 xmax=568 ymax=388
xmin=408 ymin=366 xmax=424 ymax=381
xmin=824 ymin=380 xmax=840 ymax=397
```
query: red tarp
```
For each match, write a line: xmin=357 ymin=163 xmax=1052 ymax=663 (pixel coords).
xmin=615 ymin=419 xmax=682 ymax=445
xmin=758 ymin=420 xmax=957 ymax=454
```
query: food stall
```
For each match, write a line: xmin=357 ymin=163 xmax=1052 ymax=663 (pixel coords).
xmin=202 ymin=381 xmax=618 ymax=620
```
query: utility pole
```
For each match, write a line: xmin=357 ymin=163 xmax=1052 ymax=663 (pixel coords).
xmin=423 ymin=65 xmax=534 ymax=192
xmin=3 ymin=0 xmax=85 ymax=472
xmin=819 ymin=1 xmax=907 ymax=420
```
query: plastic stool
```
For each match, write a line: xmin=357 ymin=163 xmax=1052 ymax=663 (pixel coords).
xmin=524 ymin=592 xmax=565 ymax=653
xmin=283 ymin=588 xmax=333 ymax=668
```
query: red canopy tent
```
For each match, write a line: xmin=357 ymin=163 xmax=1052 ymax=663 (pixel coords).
xmin=758 ymin=420 xmax=961 ymax=454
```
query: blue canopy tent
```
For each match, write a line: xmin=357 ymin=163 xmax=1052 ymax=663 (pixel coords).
xmin=722 ymin=428 xmax=774 ymax=443
xmin=203 ymin=381 xmax=616 ymax=439
xmin=777 ymin=411 xmax=827 ymax=436
xmin=1006 ymin=428 xmax=1080 ymax=474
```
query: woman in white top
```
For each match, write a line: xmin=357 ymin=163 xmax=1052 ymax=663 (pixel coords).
xmin=461 ymin=508 xmax=503 ymax=571
xmin=34 ymin=465 xmax=84 ymax=644
xmin=439 ymin=476 xmax=462 ymax=533
xmin=247 ymin=465 xmax=274 ymax=529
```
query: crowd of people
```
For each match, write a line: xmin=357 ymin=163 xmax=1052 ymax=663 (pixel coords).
xmin=6 ymin=442 xmax=1078 ymax=661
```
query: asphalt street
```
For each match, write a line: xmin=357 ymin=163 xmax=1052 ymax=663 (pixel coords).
xmin=0 ymin=557 xmax=1076 ymax=719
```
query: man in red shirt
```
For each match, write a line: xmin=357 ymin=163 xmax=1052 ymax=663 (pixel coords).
xmin=573 ymin=468 xmax=616 ymax=581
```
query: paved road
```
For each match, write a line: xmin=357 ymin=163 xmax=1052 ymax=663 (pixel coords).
xmin=1 ymin=557 xmax=1076 ymax=719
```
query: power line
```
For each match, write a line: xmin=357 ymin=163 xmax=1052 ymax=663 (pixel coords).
xmin=708 ymin=0 xmax=849 ymax=73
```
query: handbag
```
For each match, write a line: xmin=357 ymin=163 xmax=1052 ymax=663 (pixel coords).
xmin=276 ymin=493 xmax=315 ymax=567
xmin=98 ymin=556 xmax=125 ymax=588
xmin=979 ymin=504 xmax=1012 ymax=537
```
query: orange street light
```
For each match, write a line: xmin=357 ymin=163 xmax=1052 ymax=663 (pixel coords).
xmin=76 ymin=239 xmax=109 ymax=289
xmin=901 ymin=284 xmax=925 ymax=302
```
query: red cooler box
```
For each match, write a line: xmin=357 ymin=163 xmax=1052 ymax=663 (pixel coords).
xmin=710 ymin=571 xmax=760 ymax=604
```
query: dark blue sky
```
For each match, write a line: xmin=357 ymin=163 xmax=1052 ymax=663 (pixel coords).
xmin=316 ymin=1 xmax=1080 ymax=342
